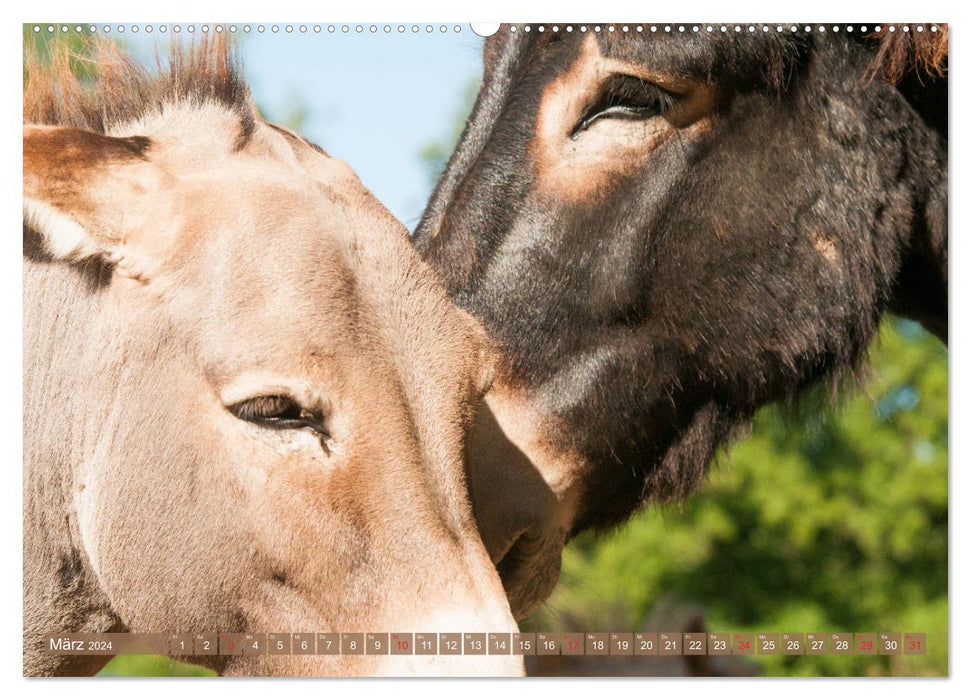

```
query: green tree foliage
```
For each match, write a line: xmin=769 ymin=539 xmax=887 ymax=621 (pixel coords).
xmin=525 ymin=318 xmax=947 ymax=676
xmin=99 ymin=655 xmax=215 ymax=677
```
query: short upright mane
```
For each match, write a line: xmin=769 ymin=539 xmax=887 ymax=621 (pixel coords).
xmin=866 ymin=25 xmax=949 ymax=84
xmin=24 ymin=34 xmax=254 ymax=146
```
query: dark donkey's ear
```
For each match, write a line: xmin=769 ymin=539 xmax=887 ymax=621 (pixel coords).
xmin=23 ymin=125 xmax=169 ymax=279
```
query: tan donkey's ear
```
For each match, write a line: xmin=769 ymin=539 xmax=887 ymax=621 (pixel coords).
xmin=23 ymin=125 xmax=169 ymax=279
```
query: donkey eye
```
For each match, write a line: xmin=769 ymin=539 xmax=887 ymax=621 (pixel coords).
xmin=572 ymin=75 xmax=678 ymax=138
xmin=228 ymin=395 xmax=329 ymax=436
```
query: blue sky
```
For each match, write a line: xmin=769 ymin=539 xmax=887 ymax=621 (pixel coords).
xmin=128 ymin=27 xmax=484 ymax=229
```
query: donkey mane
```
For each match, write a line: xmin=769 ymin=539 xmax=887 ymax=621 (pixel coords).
xmin=866 ymin=25 xmax=948 ymax=84
xmin=23 ymin=34 xmax=255 ymax=148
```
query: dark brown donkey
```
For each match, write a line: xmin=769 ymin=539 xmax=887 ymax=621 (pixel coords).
xmin=414 ymin=25 xmax=947 ymax=618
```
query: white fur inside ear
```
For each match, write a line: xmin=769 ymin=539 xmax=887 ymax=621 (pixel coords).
xmin=23 ymin=197 xmax=107 ymax=262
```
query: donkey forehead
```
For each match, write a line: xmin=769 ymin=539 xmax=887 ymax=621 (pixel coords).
xmin=169 ymin=181 xmax=404 ymax=332
xmin=596 ymin=32 xmax=795 ymax=81
xmin=138 ymin=113 xmax=392 ymax=280
xmin=183 ymin=174 xmax=399 ymax=279
xmin=516 ymin=31 xmax=801 ymax=88
xmin=172 ymin=177 xmax=475 ymax=370
xmin=108 ymin=103 xmax=483 ymax=381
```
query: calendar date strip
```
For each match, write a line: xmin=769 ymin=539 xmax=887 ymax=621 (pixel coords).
xmin=45 ymin=631 xmax=927 ymax=657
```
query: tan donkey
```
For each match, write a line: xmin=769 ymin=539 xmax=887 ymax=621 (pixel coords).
xmin=23 ymin=37 xmax=522 ymax=677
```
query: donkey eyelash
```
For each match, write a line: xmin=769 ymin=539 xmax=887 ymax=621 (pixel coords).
xmin=228 ymin=395 xmax=330 ymax=437
xmin=572 ymin=75 xmax=678 ymax=138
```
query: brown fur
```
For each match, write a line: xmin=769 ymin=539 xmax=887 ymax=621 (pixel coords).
xmin=866 ymin=25 xmax=948 ymax=84
xmin=23 ymin=38 xmax=522 ymax=676
xmin=24 ymin=35 xmax=253 ymax=145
